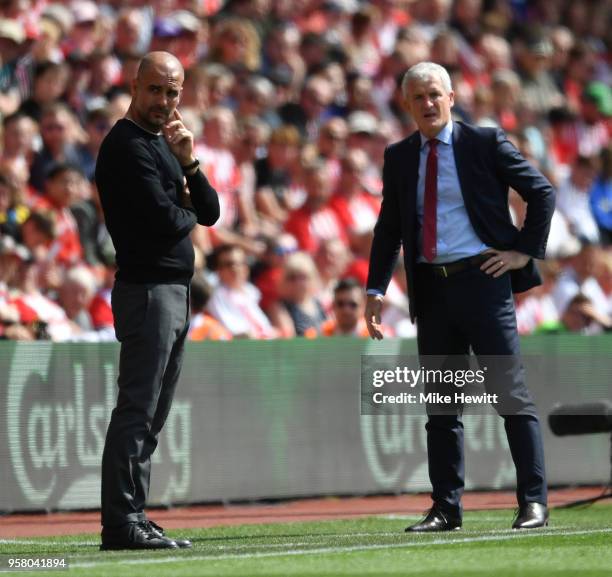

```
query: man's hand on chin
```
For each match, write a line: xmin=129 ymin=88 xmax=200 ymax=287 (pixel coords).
xmin=481 ymin=249 xmax=530 ymax=278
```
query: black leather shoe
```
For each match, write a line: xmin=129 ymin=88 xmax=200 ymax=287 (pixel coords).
xmin=405 ymin=506 xmax=462 ymax=532
xmin=512 ymin=503 xmax=549 ymax=529
xmin=143 ymin=520 xmax=192 ymax=549
xmin=100 ymin=522 xmax=179 ymax=550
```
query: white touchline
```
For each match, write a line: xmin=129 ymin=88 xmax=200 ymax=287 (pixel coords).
xmin=0 ymin=529 xmax=541 ymax=548
xmin=68 ymin=527 xmax=612 ymax=568
xmin=0 ymin=539 xmax=97 ymax=546
xmin=379 ymin=515 xmax=521 ymax=522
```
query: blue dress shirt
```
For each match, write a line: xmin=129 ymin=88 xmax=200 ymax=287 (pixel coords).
xmin=416 ymin=121 xmax=488 ymax=263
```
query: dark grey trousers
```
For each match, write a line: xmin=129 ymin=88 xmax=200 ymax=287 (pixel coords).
xmin=101 ymin=280 xmax=189 ymax=527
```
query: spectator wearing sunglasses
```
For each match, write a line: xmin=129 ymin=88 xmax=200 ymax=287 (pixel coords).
xmin=79 ymin=107 xmax=113 ymax=181
xmin=319 ymin=277 xmax=388 ymax=337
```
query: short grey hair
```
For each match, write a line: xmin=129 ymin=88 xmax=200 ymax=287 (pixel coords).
xmin=401 ymin=62 xmax=453 ymax=98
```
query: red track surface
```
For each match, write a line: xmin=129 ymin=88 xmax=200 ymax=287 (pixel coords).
xmin=0 ymin=487 xmax=606 ymax=538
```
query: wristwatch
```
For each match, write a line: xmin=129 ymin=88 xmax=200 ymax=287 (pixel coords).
xmin=181 ymin=158 xmax=200 ymax=172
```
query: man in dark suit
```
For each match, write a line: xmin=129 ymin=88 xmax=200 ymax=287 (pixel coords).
xmin=365 ymin=62 xmax=555 ymax=532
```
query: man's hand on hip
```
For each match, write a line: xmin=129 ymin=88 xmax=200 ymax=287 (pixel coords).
xmin=481 ymin=249 xmax=530 ymax=278
xmin=365 ymin=294 xmax=385 ymax=340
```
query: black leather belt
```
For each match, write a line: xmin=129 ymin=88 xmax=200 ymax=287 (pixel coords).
xmin=419 ymin=253 xmax=490 ymax=278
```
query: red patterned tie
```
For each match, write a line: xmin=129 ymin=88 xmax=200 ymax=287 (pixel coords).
xmin=423 ymin=139 xmax=438 ymax=262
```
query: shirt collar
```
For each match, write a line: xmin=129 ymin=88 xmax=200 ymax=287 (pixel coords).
xmin=419 ymin=120 xmax=453 ymax=149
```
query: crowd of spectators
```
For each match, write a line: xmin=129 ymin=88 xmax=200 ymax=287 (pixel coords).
xmin=0 ymin=0 xmax=610 ymax=341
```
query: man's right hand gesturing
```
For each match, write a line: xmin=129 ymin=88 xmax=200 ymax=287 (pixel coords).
xmin=365 ymin=294 xmax=385 ymax=340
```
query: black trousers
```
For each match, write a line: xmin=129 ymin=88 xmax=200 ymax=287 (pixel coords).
xmin=414 ymin=264 xmax=547 ymax=517
xmin=101 ymin=281 xmax=189 ymax=527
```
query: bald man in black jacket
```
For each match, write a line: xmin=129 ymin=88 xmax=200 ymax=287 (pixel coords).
xmin=96 ymin=51 xmax=219 ymax=550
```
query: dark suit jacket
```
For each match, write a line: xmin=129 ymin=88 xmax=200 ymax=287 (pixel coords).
xmin=366 ymin=121 xmax=555 ymax=321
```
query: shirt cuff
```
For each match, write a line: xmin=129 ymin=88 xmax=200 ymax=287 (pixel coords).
xmin=366 ymin=289 xmax=384 ymax=297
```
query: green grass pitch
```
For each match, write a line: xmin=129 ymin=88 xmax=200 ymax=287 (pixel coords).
xmin=1 ymin=505 xmax=611 ymax=576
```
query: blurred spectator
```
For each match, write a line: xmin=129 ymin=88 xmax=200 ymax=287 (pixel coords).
xmin=33 ymin=162 xmax=85 ymax=267
xmin=88 ymin=265 xmax=115 ymax=333
xmin=197 ymin=106 xmax=239 ymax=227
xmin=261 ymin=22 xmax=305 ymax=99
xmin=553 ymin=243 xmax=610 ymax=326
xmin=0 ymin=155 xmax=33 ymax=207
xmin=471 ymin=85 xmax=496 ymax=127
xmin=71 ymin=183 xmax=114 ymax=269
xmin=546 ymin=293 xmax=611 ymax=334
xmin=316 ymin=117 xmax=348 ymax=191
xmin=255 ymin=124 xmax=302 ymax=223
xmin=8 ymin=256 xmax=76 ymax=341
xmin=561 ymin=40 xmax=595 ymax=113
xmin=556 ymin=155 xmax=601 ymax=244
xmin=63 ymin=1 xmax=104 ymax=58
xmin=478 ymin=33 xmax=512 ymax=74
xmin=577 ymin=81 xmax=611 ymax=159
xmin=188 ymin=275 xmax=232 ymax=341
xmin=329 ymin=148 xmax=380 ymax=255
xmin=596 ymin=250 xmax=612 ymax=310
xmin=450 ymin=0 xmax=482 ymax=43
xmin=0 ymin=236 xmax=35 ymax=340
xmin=409 ymin=0 xmax=452 ymax=40
xmin=232 ymin=116 xmax=274 ymax=236
xmin=195 ymin=106 xmax=263 ymax=255
xmin=270 ymin=251 xmax=327 ymax=337
xmin=235 ymin=74 xmax=280 ymax=129
xmin=516 ymin=259 xmax=561 ymax=335
xmin=181 ymin=65 xmax=210 ymax=114
xmin=0 ymin=171 xmax=29 ymax=241
xmin=549 ymin=25 xmax=574 ymax=79
xmin=107 ymin=91 xmax=131 ymax=125
xmin=209 ymin=17 xmax=261 ymax=72
xmin=114 ymin=8 xmax=150 ymax=59
xmin=20 ymin=209 xmax=57 ymax=262
xmin=151 ymin=10 xmax=205 ymax=69
xmin=0 ymin=17 xmax=27 ymax=116
xmin=78 ymin=107 xmax=113 ymax=181
xmin=207 ymin=244 xmax=276 ymax=338
xmin=252 ymin=232 xmax=298 ymax=314
xmin=1 ymin=111 xmax=37 ymax=165
xmin=278 ymin=75 xmax=334 ymax=141
xmin=491 ymin=70 xmax=521 ymax=131
xmin=56 ymin=265 xmax=97 ymax=332
xmin=19 ymin=60 xmax=70 ymax=122
xmin=341 ymin=73 xmax=378 ymax=118
xmin=346 ymin=5 xmax=382 ymax=77
xmin=590 ymin=145 xmax=612 ymax=245
xmin=314 ymin=237 xmax=351 ymax=311
xmin=201 ymin=63 xmax=235 ymax=107
xmin=372 ymin=0 xmax=410 ymax=56
xmin=346 ymin=111 xmax=378 ymax=157
xmin=29 ymin=103 xmax=87 ymax=192
xmin=430 ymin=29 xmax=462 ymax=75
xmin=87 ymin=53 xmax=122 ymax=106
xmin=514 ymin=25 xmax=565 ymax=114
xmin=284 ymin=160 xmax=347 ymax=254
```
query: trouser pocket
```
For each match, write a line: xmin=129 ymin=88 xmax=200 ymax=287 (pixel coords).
xmin=111 ymin=281 xmax=149 ymax=341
